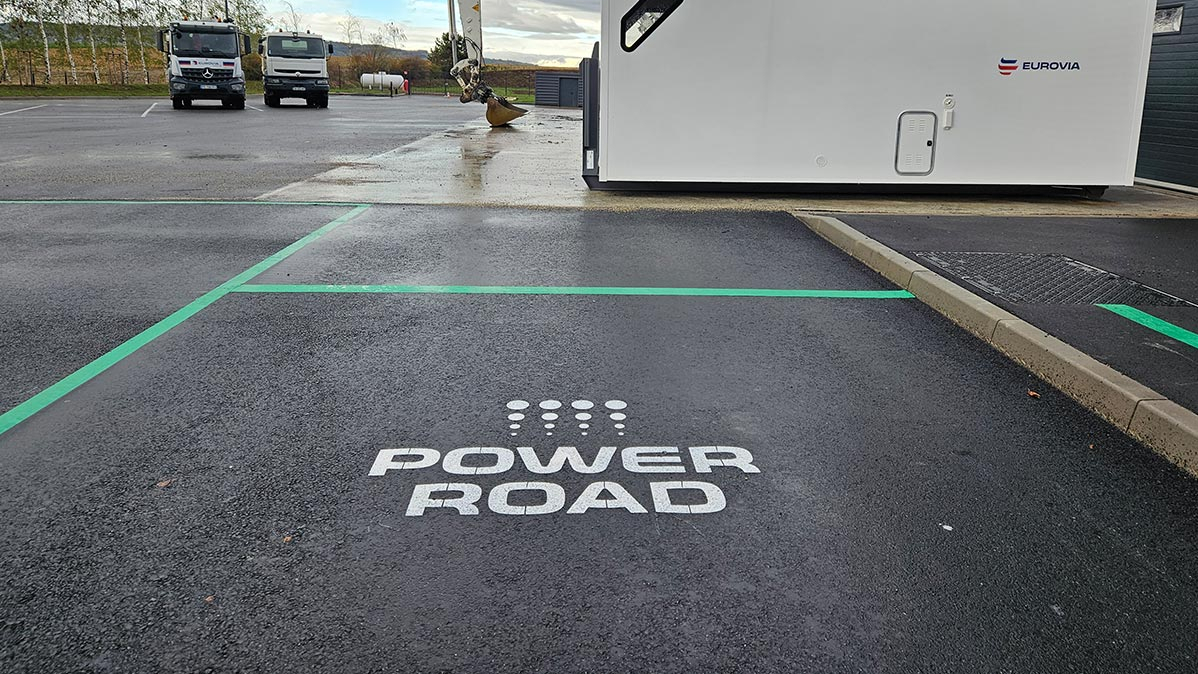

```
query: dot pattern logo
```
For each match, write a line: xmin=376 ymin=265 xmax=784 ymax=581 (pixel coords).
xmin=505 ymin=399 xmax=630 ymax=438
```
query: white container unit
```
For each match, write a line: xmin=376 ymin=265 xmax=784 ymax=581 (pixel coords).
xmin=583 ymin=0 xmax=1157 ymax=195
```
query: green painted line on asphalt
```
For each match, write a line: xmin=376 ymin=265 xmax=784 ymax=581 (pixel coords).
xmin=0 ymin=204 xmax=370 ymax=437
xmin=0 ymin=199 xmax=366 ymax=207
xmin=1097 ymin=304 xmax=1198 ymax=350
xmin=232 ymin=284 xmax=916 ymax=299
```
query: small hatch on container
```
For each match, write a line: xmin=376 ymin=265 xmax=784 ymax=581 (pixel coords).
xmin=896 ymin=111 xmax=937 ymax=176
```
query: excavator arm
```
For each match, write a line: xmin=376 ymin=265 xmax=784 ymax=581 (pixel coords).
xmin=448 ymin=0 xmax=528 ymax=126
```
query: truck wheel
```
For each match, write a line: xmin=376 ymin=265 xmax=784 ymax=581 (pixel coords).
xmin=317 ymin=94 xmax=329 ymax=108
xmin=182 ymin=98 xmax=193 ymax=108
xmin=172 ymin=98 xmax=183 ymax=110
xmin=232 ymin=98 xmax=246 ymax=110
xmin=264 ymin=94 xmax=278 ymax=108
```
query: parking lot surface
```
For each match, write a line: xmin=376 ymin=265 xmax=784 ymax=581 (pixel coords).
xmin=1 ymin=202 xmax=1196 ymax=673
xmin=2 ymin=95 xmax=1197 ymax=673
xmin=0 ymin=96 xmax=480 ymax=200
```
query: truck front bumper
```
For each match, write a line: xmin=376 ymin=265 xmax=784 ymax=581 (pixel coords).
xmin=170 ymin=78 xmax=246 ymax=100
xmin=264 ymin=78 xmax=330 ymax=97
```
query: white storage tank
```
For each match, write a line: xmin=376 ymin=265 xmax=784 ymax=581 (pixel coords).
xmin=359 ymin=72 xmax=405 ymax=89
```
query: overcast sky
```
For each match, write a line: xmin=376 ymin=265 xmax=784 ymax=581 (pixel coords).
xmin=262 ymin=0 xmax=601 ymax=66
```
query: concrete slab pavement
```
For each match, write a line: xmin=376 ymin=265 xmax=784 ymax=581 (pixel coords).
xmin=261 ymin=106 xmax=1198 ymax=218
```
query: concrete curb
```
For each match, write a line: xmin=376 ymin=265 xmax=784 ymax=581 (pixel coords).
xmin=798 ymin=213 xmax=1198 ymax=478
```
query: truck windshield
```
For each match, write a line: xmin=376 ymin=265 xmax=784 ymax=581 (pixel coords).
xmin=267 ymin=36 xmax=326 ymax=58
xmin=172 ymin=31 xmax=239 ymax=58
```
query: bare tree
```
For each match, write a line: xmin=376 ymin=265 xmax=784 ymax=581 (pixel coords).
xmin=382 ymin=21 xmax=405 ymax=50
xmin=56 ymin=0 xmax=80 ymax=85
xmin=82 ymin=0 xmax=102 ymax=83
xmin=0 ymin=0 xmax=11 ymax=83
xmin=131 ymin=0 xmax=149 ymax=83
xmin=231 ymin=0 xmax=268 ymax=33
xmin=336 ymin=12 xmax=363 ymax=49
xmin=278 ymin=0 xmax=302 ymax=32
xmin=114 ymin=0 xmax=131 ymax=84
xmin=30 ymin=1 xmax=52 ymax=83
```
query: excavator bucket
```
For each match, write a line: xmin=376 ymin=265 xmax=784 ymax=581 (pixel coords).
xmin=486 ymin=96 xmax=528 ymax=127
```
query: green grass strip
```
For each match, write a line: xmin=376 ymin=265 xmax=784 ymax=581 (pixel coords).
xmin=1097 ymin=304 xmax=1198 ymax=350
xmin=0 ymin=199 xmax=364 ymax=207
xmin=233 ymin=284 xmax=915 ymax=299
xmin=0 ymin=205 xmax=370 ymax=437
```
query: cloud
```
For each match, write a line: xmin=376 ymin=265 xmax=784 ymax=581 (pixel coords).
xmin=487 ymin=0 xmax=589 ymax=35
xmin=487 ymin=51 xmax=587 ymax=67
xmin=262 ymin=0 xmax=600 ymax=61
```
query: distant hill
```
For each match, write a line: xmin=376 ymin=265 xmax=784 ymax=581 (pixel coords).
xmin=329 ymin=43 xmax=425 ymax=59
xmin=329 ymin=42 xmax=532 ymax=66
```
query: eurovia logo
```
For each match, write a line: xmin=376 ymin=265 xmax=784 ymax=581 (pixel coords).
xmin=367 ymin=396 xmax=762 ymax=518
xmin=999 ymin=57 xmax=1082 ymax=76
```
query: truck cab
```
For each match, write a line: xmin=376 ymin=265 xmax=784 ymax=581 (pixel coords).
xmin=259 ymin=31 xmax=333 ymax=108
xmin=156 ymin=19 xmax=251 ymax=110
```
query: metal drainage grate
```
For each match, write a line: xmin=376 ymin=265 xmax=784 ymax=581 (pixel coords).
xmin=913 ymin=252 xmax=1195 ymax=306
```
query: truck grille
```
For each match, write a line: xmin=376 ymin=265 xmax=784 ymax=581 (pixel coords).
xmin=180 ymin=67 xmax=236 ymax=82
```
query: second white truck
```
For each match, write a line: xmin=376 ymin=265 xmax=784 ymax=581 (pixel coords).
xmin=259 ymin=31 xmax=333 ymax=108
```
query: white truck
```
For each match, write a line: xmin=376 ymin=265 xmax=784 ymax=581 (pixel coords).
xmin=259 ymin=31 xmax=333 ymax=108
xmin=155 ymin=19 xmax=252 ymax=110
xmin=583 ymin=0 xmax=1158 ymax=197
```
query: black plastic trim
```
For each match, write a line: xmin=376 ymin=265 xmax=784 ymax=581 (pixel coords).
xmin=621 ymin=0 xmax=686 ymax=52
xmin=582 ymin=176 xmax=1107 ymax=199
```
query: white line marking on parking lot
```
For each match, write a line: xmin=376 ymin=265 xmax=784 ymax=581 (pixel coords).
xmin=246 ymin=104 xmax=264 ymax=112
xmin=0 ymin=104 xmax=48 ymax=117
xmin=140 ymin=102 xmax=158 ymax=118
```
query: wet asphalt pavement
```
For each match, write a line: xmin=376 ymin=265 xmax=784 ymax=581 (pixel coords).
xmin=0 ymin=96 xmax=480 ymax=200
xmin=0 ymin=203 xmax=1196 ymax=673
xmin=0 ymin=202 xmax=344 ymax=413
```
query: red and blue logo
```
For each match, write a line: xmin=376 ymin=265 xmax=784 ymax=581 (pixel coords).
xmin=998 ymin=58 xmax=1019 ymax=76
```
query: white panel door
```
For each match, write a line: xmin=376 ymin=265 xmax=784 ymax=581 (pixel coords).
xmin=896 ymin=112 xmax=937 ymax=176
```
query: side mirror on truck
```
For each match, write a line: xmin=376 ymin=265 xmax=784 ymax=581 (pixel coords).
xmin=242 ymin=35 xmax=252 ymax=55
xmin=258 ymin=43 xmax=264 ymax=55
xmin=155 ymin=30 xmax=166 ymax=53
xmin=329 ymin=43 xmax=335 ymax=55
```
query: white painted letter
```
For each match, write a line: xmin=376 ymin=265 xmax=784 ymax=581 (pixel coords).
xmin=488 ymin=482 xmax=566 ymax=515
xmin=405 ymin=483 xmax=483 ymax=516
xmin=689 ymin=446 xmax=761 ymax=474
xmin=369 ymin=448 xmax=441 ymax=476
xmin=442 ymin=447 xmax=515 ymax=475
xmin=517 ymin=446 xmax=617 ymax=474
xmin=650 ymin=481 xmax=727 ymax=514
xmin=567 ymin=481 xmax=648 ymax=514
xmin=622 ymin=446 xmax=685 ymax=473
